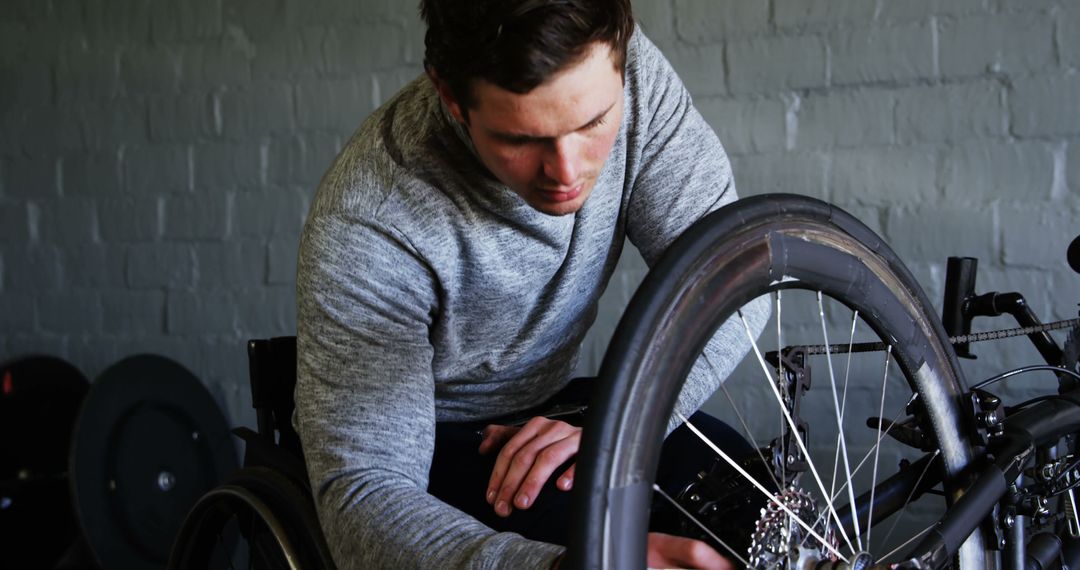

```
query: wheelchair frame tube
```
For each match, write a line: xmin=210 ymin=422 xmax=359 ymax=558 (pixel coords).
xmin=905 ymin=392 xmax=1080 ymax=567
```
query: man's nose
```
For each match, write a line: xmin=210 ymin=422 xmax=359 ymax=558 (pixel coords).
xmin=542 ymin=136 xmax=580 ymax=187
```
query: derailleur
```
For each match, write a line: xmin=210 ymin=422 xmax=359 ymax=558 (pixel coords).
xmin=661 ymin=451 xmax=780 ymax=562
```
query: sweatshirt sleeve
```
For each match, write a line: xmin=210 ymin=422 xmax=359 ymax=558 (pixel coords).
xmin=623 ymin=30 xmax=771 ymax=433
xmin=294 ymin=210 xmax=565 ymax=569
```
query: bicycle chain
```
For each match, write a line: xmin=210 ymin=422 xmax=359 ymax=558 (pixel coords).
xmin=800 ymin=318 xmax=1080 ymax=356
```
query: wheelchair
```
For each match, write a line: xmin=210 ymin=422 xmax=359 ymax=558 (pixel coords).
xmin=167 ymin=337 xmax=337 ymax=570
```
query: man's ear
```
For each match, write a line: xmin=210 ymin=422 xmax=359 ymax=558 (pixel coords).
xmin=428 ymin=70 xmax=468 ymax=125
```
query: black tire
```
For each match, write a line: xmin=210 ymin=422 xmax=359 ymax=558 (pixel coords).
xmin=167 ymin=466 xmax=336 ymax=570
xmin=568 ymin=194 xmax=992 ymax=569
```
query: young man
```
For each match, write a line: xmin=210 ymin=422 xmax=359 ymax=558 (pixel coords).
xmin=295 ymin=0 xmax=768 ymax=567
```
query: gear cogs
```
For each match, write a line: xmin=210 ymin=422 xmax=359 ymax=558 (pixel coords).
xmin=748 ymin=487 xmax=837 ymax=569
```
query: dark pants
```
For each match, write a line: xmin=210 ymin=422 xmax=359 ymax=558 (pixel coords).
xmin=427 ymin=397 xmax=752 ymax=546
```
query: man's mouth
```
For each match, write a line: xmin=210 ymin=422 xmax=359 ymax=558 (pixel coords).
xmin=540 ymin=183 xmax=584 ymax=202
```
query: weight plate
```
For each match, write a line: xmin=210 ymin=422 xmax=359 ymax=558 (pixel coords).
xmin=70 ymin=354 xmax=238 ymax=569
xmin=0 ymin=355 xmax=89 ymax=568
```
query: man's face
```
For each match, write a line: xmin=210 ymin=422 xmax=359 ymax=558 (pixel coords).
xmin=439 ymin=42 xmax=625 ymax=216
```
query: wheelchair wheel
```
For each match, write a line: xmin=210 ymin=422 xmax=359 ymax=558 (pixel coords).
xmin=168 ymin=466 xmax=335 ymax=570
xmin=569 ymin=194 xmax=992 ymax=569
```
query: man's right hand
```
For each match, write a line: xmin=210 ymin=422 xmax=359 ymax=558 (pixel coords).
xmin=645 ymin=532 xmax=733 ymax=569
xmin=552 ymin=533 xmax=731 ymax=569
xmin=479 ymin=416 xmax=581 ymax=517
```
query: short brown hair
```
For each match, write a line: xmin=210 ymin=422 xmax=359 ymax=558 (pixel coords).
xmin=419 ymin=0 xmax=634 ymax=111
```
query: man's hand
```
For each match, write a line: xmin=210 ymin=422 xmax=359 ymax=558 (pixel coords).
xmin=551 ymin=533 xmax=731 ymax=569
xmin=645 ymin=532 xmax=733 ymax=569
xmin=479 ymin=416 xmax=581 ymax=517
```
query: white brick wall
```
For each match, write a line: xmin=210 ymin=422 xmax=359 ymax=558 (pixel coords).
xmin=0 ymin=0 xmax=1075 ymax=427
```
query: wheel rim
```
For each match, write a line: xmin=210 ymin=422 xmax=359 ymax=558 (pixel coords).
xmin=169 ymin=484 xmax=303 ymax=570
xmin=570 ymin=194 xmax=989 ymax=569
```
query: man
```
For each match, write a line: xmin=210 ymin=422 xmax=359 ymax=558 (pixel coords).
xmin=295 ymin=0 xmax=768 ymax=567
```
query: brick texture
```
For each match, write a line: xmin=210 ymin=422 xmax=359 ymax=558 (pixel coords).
xmin=895 ymin=80 xmax=1007 ymax=144
xmin=0 ymin=0 xmax=1073 ymax=436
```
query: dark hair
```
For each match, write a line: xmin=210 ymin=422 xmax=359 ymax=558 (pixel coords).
xmin=419 ymin=0 xmax=634 ymax=111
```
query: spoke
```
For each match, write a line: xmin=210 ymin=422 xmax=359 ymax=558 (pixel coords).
xmin=776 ymin=291 xmax=787 ymax=486
xmin=803 ymin=395 xmax=920 ymax=550
xmin=739 ymin=309 xmax=857 ymax=555
xmin=676 ymin=411 xmax=849 ymax=564
xmin=718 ymin=380 xmax=783 ymax=491
xmin=831 ymin=311 xmax=860 ymax=486
xmin=839 ymin=310 xmax=858 ymax=422
xmin=878 ymin=521 xmax=936 ymax=564
xmin=813 ymin=393 xmax=919 ymax=529
xmin=653 ymin=484 xmax=751 ymax=567
xmin=827 ymin=310 xmax=859 ymax=533
xmin=816 ymin=292 xmax=863 ymax=552
xmin=878 ymin=450 xmax=941 ymax=552
xmin=867 ymin=346 xmax=893 ymax=546
xmin=1070 ymin=488 xmax=1080 ymax=536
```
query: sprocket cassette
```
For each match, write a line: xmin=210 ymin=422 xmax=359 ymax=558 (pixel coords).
xmin=748 ymin=487 xmax=836 ymax=569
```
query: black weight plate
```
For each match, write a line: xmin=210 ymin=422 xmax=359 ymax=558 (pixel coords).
xmin=70 ymin=354 xmax=238 ymax=569
xmin=0 ymin=355 xmax=89 ymax=568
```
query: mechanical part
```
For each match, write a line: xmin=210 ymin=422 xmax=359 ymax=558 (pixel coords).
xmin=940 ymin=254 xmax=1067 ymax=364
xmin=935 ymin=254 xmax=1064 ymax=364
xmin=795 ymin=318 xmax=1080 ymax=358
xmin=1063 ymin=325 xmax=1080 ymax=393
xmin=970 ymin=389 xmax=1006 ymax=445
xmin=667 ymin=452 xmax=778 ymax=559
xmin=0 ymin=356 xmax=90 ymax=568
xmin=942 ymin=257 xmax=980 ymax=359
xmin=71 ymin=355 xmax=238 ymax=569
xmin=1068 ymin=234 xmax=1080 ymax=274
xmin=866 ymin=415 xmax=931 ymax=451
xmin=749 ymin=487 xmax=836 ymax=569
xmin=765 ymin=347 xmax=812 ymax=478
xmin=1025 ymin=532 xmax=1063 ymax=570
xmin=568 ymin=194 xmax=990 ymax=570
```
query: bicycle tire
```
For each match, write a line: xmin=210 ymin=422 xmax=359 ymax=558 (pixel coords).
xmin=167 ymin=466 xmax=336 ymax=570
xmin=568 ymin=194 xmax=992 ymax=569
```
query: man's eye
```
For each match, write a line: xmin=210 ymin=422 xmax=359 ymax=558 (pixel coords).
xmin=585 ymin=116 xmax=607 ymax=130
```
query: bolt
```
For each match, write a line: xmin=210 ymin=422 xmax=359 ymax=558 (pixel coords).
xmin=157 ymin=471 xmax=176 ymax=492
xmin=1004 ymin=514 xmax=1015 ymax=528
xmin=689 ymin=494 xmax=701 ymax=502
xmin=787 ymin=455 xmax=796 ymax=465
xmin=192 ymin=431 xmax=201 ymax=441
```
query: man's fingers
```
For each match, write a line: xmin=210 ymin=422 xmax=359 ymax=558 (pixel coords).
xmin=557 ymin=463 xmax=575 ymax=491
xmin=646 ymin=533 xmax=733 ymax=570
xmin=485 ymin=417 xmax=581 ymax=516
xmin=488 ymin=418 xmax=570 ymax=497
xmin=487 ymin=420 xmax=548 ymax=504
xmin=501 ymin=434 xmax=579 ymax=511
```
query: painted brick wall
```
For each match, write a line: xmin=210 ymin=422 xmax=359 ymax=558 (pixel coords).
xmin=1 ymin=0 xmax=1075 ymax=426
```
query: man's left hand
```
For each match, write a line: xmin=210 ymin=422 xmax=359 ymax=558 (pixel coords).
xmin=479 ymin=416 xmax=580 ymax=517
